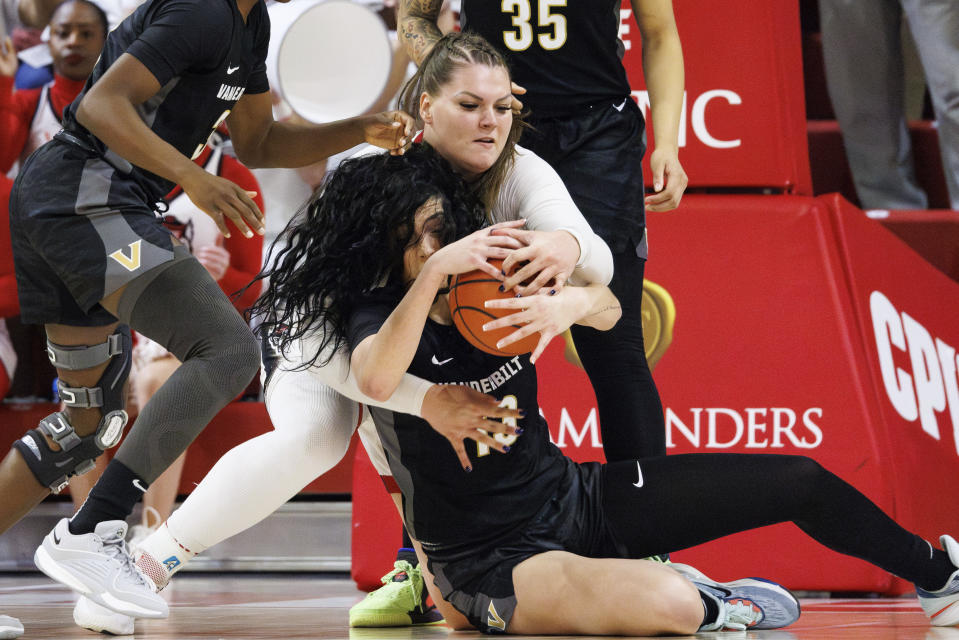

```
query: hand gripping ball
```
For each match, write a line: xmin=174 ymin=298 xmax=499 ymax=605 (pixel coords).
xmin=448 ymin=258 xmax=540 ymax=356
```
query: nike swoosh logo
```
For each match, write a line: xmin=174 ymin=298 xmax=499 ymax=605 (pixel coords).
xmin=53 ymin=530 xmax=61 ymax=545
xmin=132 ymin=479 xmax=148 ymax=493
xmin=613 ymin=99 xmax=628 ymax=112
xmin=54 ymin=457 xmax=74 ymax=468
xmin=227 ymin=65 xmax=240 ymax=74
xmin=632 ymin=461 xmax=644 ymax=488
xmin=431 ymin=355 xmax=454 ymax=365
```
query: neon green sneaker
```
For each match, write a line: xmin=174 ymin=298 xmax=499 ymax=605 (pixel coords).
xmin=645 ymin=554 xmax=671 ymax=564
xmin=349 ymin=560 xmax=445 ymax=627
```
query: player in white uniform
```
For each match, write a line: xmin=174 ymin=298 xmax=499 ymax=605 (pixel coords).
xmin=133 ymin=34 xmax=614 ymax=623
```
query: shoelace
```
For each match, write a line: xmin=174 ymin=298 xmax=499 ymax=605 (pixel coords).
xmin=99 ymin=533 xmax=157 ymax=592
xmin=380 ymin=562 xmax=422 ymax=612
xmin=722 ymin=599 xmax=762 ymax=631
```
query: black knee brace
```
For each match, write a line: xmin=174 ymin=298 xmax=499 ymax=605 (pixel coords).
xmin=12 ymin=326 xmax=132 ymax=492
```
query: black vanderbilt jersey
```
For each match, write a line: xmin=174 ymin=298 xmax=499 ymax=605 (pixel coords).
xmin=461 ymin=0 xmax=632 ymax=117
xmin=349 ymin=288 xmax=566 ymax=552
xmin=63 ymin=0 xmax=270 ymax=197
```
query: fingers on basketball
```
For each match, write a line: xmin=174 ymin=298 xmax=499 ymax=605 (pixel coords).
xmin=449 ymin=258 xmax=540 ymax=357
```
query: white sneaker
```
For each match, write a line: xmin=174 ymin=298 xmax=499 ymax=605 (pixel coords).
xmin=34 ymin=518 xmax=168 ymax=619
xmin=74 ymin=596 xmax=135 ymax=635
xmin=0 ymin=615 xmax=23 ymax=639
xmin=918 ymin=535 xmax=959 ymax=627
xmin=671 ymin=563 xmax=801 ymax=631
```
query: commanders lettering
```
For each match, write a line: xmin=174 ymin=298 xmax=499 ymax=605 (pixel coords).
xmin=550 ymin=406 xmax=824 ymax=450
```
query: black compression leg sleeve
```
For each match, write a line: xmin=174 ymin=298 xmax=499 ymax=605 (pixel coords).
xmin=602 ymin=454 xmax=956 ymax=590
xmin=570 ymin=252 xmax=665 ymax=460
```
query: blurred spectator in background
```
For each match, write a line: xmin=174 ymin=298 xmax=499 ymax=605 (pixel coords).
xmin=15 ymin=0 xmax=141 ymax=89
xmin=819 ymin=0 xmax=959 ymax=210
xmin=18 ymin=0 xmax=139 ymax=31
xmin=1 ymin=0 xmax=107 ymax=174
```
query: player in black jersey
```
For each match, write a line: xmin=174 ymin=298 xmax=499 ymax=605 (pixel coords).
xmin=400 ymin=0 xmax=686 ymax=463
xmin=2 ymin=0 xmax=414 ymax=619
xmin=361 ymin=2 xmax=683 ymax=623
xmin=257 ymin=144 xmax=959 ymax=635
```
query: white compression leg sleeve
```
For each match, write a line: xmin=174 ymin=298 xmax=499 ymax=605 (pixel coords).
xmin=137 ymin=340 xmax=433 ymax=580
xmin=146 ymin=365 xmax=360 ymax=559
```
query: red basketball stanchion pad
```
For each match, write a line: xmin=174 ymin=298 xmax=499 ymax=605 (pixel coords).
xmin=875 ymin=208 xmax=959 ymax=283
xmin=351 ymin=444 xmax=403 ymax=592
xmin=822 ymin=194 xmax=959 ymax=581
xmin=351 ymin=194 xmax=959 ymax=594
xmin=640 ymin=195 xmax=897 ymax=591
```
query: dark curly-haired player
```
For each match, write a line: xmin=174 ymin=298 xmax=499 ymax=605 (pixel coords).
xmin=265 ymin=143 xmax=958 ymax=636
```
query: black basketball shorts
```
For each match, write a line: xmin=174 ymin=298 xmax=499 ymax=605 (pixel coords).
xmin=425 ymin=457 xmax=620 ymax=634
xmin=520 ymin=97 xmax=648 ymax=256
xmin=9 ymin=138 xmax=176 ymax=326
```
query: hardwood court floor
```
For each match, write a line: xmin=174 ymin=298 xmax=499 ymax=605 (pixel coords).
xmin=1 ymin=573 xmax=956 ymax=640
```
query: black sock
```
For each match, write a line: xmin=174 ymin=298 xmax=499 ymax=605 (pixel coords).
xmin=916 ymin=544 xmax=957 ymax=592
xmin=69 ymin=459 xmax=147 ymax=535
xmin=699 ymin=590 xmax=721 ymax=628
xmin=395 ymin=525 xmax=418 ymax=566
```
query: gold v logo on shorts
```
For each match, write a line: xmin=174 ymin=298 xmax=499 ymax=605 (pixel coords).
xmin=109 ymin=240 xmax=142 ymax=271
xmin=487 ymin=601 xmax=506 ymax=631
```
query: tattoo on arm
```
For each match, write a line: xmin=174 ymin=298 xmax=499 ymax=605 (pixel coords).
xmin=399 ymin=0 xmax=445 ymax=64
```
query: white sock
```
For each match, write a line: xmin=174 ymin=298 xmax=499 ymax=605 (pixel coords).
xmin=150 ymin=367 xmax=359 ymax=563
xmin=135 ymin=522 xmax=195 ymax=589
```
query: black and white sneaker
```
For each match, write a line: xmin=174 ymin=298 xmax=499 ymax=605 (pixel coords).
xmin=917 ymin=535 xmax=959 ymax=627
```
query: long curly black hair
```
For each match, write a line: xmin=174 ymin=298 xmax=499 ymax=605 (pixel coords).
xmin=248 ymin=145 xmax=487 ymax=368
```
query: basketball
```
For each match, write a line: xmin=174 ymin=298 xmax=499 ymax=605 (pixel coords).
xmin=448 ymin=258 xmax=540 ymax=357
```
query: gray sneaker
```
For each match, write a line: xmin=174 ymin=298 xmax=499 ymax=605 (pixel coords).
xmin=34 ymin=518 xmax=168 ymax=619
xmin=671 ymin=562 xmax=801 ymax=631
xmin=0 ymin=615 xmax=24 ymax=639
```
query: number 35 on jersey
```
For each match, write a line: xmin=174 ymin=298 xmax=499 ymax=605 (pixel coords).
xmin=501 ymin=0 xmax=568 ymax=51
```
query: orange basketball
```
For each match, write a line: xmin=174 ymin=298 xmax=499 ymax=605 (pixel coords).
xmin=448 ymin=258 xmax=540 ymax=357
